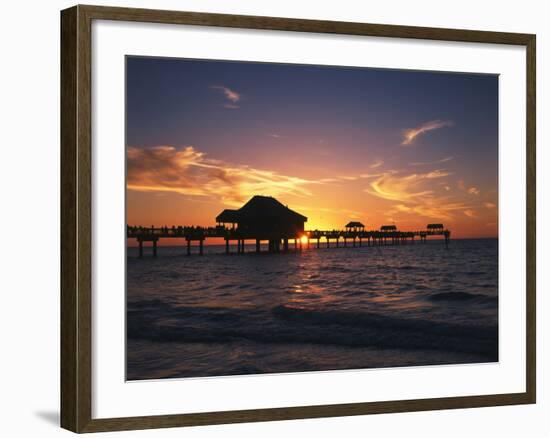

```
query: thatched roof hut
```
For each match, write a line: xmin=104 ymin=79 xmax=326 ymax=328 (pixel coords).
xmin=216 ymin=196 xmax=307 ymax=238
xmin=380 ymin=224 xmax=397 ymax=231
xmin=238 ymin=196 xmax=307 ymax=222
xmin=427 ymin=223 xmax=444 ymax=230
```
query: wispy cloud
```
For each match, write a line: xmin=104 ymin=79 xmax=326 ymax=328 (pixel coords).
xmin=464 ymin=209 xmax=477 ymax=218
xmin=339 ymin=176 xmax=359 ymax=181
xmin=359 ymin=170 xmax=395 ymax=179
xmin=409 ymin=156 xmax=455 ymax=166
xmin=387 ymin=201 xmax=471 ymax=221
xmin=370 ymin=160 xmax=384 ymax=169
xmin=457 ymin=180 xmax=480 ymax=196
xmin=368 ymin=170 xmax=450 ymax=202
xmin=327 ymin=171 xmax=394 ymax=185
xmin=484 ymin=202 xmax=496 ymax=209
xmin=366 ymin=169 xmax=474 ymax=220
xmin=467 ymin=187 xmax=480 ymax=195
xmin=401 ymin=120 xmax=454 ymax=145
xmin=210 ymin=85 xmax=241 ymax=108
xmin=127 ymin=145 xmax=319 ymax=206
xmin=268 ymin=133 xmax=282 ymax=139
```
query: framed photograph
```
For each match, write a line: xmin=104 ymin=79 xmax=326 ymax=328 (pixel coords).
xmin=60 ymin=5 xmax=536 ymax=433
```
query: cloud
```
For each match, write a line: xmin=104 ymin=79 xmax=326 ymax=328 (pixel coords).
xmin=485 ymin=202 xmax=497 ymax=209
xmin=464 ymin=209 xmax=477 ymax=218
xmin=457 ymin=180 xmax=480 ymax=196
xmin=210 ymin=85 xmax=241 ymax=108
xmin=367 ymin=169 xmax=474 ymax=220
xmin=368 ymin=170 xmax=450 ymax=202
xmin=268 ymin=133 xmax=281 ymax=139
xmin=387 ymin=201 xmax=470 ymax=221
xmin=409 ymin=156 xmax=455 ymax=166
xmin=339 ymin=176 xmax=359 ymax=181
xmin=370 ymin=160 xmax=383 ymax=169
xmin=127 ymin=145 xmax=319 ymax=206
xmin=321 ymin=171 xmax=391 ymax=185
xmin=359 ymin=170 xmax=395 ymax=179
xmin=401 ymin=120 xmax=454 ymax=145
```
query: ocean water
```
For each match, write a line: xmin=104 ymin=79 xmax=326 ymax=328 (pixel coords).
xmin=126 ymin=238 xmax=498 ymax=380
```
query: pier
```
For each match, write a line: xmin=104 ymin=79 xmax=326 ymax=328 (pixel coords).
xmin=128 ymin=225 xmax=450 ymax=257
xmin=128 ymin=195 xmax=450 ymax=257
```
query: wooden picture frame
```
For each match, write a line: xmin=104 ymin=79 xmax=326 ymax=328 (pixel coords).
xmin=61 ymin=4 xmax=536 ymax=433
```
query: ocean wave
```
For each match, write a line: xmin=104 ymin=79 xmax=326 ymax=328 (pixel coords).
xmin=127 ymin=300 xmax=498 ymax=359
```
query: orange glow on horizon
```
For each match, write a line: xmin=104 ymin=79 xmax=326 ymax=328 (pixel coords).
xmin=125 ymin=144 xmax=498 ymax=240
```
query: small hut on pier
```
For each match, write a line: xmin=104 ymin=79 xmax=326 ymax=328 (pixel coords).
xmin=345 ymin=221 xmax=365 ymax=232
xmin=380 ymin=224 xmax=397 ymax=232
xmin=427 ymin=223 xmax=444 ymax=231
xmin=216 ymin=195 xmax=307 ymax=239
xmin=216 ymin=209 xmax=240 ymax=229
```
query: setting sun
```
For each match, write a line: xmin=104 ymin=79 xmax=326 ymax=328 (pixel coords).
xmin=300 ymin=235 xmax=309 ymax=245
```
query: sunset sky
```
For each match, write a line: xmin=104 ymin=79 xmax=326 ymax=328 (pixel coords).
xmin=126 ymin=57 xmax=498 ymax=238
